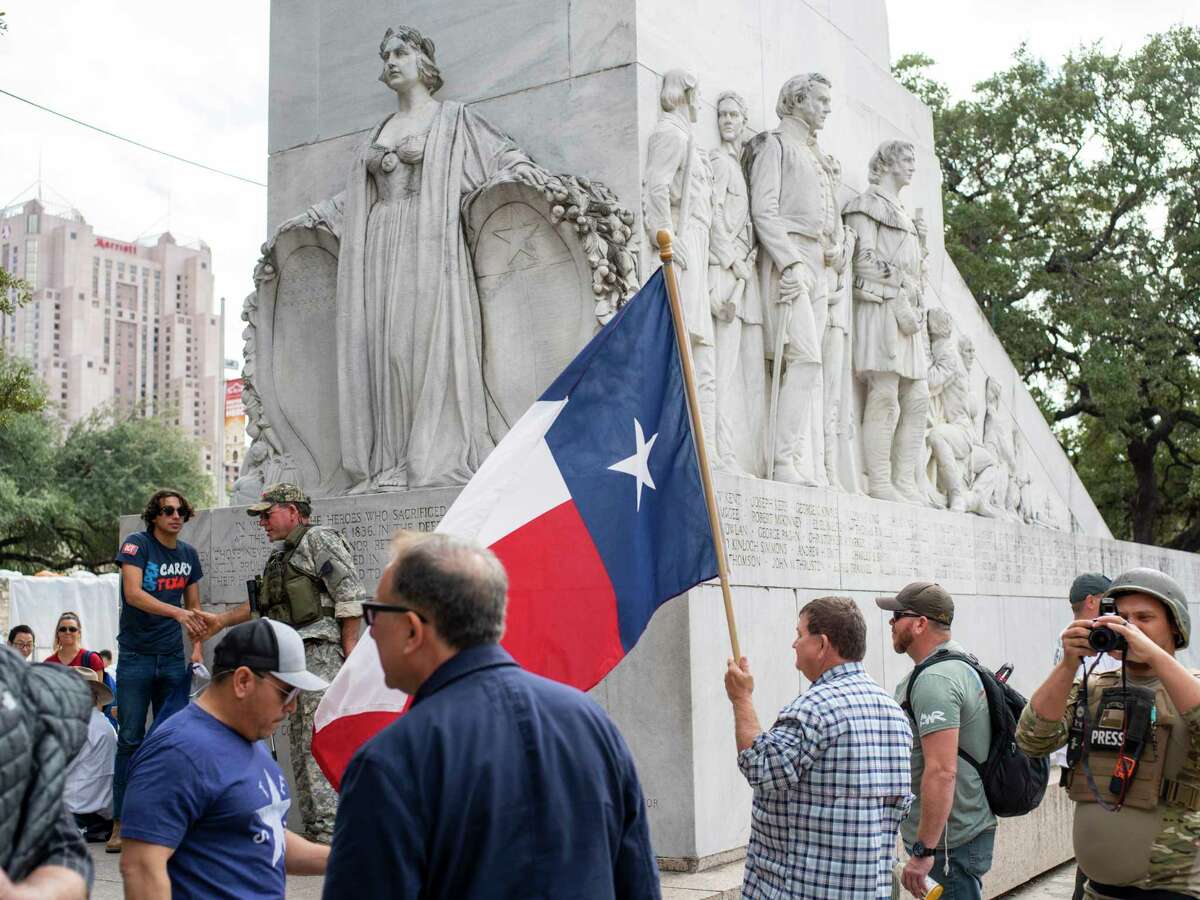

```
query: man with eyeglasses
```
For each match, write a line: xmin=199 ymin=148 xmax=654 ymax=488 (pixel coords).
xmin=323 ymin=533 xmax=660 ymax=899
xmin=205 ymin=483 xmax=365 ymax=845
xmin=877 ymin=582 xmax=996 ymax=900
xmin=120 ymin=619 xmax=331 ymax=899
xmin=110 ymin=488 xmax=213 ymax=853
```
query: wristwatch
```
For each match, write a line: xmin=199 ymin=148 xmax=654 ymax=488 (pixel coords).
xmin=910 ymin=841 xmax=936 ymax=859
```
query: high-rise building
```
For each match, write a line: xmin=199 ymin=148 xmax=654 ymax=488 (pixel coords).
xmin=0 ymin=198 xmax=223 ymax=477
xmin=224 ymin=377 xmax=247 ymax=496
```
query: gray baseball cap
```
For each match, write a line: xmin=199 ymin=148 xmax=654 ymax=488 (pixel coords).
xmin=1069 ymin=572 xmax=1111 ymax=606
xmin=875 ymin=581 xmax=954 ymax=626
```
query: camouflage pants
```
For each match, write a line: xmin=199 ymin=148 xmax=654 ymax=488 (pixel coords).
xmin=290 ymin=639 xmax=343 ymax=843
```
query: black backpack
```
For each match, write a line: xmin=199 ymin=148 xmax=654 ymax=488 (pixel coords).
xmin=903 ymin=649 xmax=1049 ymax=817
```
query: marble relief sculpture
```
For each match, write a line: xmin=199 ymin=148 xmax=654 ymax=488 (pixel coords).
xmin=708 ymin=90 xmax=766 ymax=476
xmin=747 ymin=73 xmax=849 ymax=486
xmin=643 ymin=69 xmax=717 ymax=456
xmin=983 ymin=377 xmax=1023 ymax=520
xmin=239 ymin=25 xmax=638 ymax=496
xmin=842 ymin=140 xmax=930 ymax=503
xmin=925 ymin=311 xmax=1000 ymax=516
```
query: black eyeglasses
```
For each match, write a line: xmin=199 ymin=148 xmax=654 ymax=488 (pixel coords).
xmin=362 ymin=601 xmax=427 ymax=627
xmin=58 ymin=625 xmax=80 ymax=633
xmin=159 ymin=505 xmax=185 ymax=517
xmin=889 ymin=612 xmax=923 ymax=625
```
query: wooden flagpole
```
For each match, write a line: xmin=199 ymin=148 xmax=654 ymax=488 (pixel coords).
xmin=656 ymin=230 xmax=741 ymax=661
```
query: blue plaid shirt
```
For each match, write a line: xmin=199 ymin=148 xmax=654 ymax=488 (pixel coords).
xmin=738 ymin=662 xmax=914 ymax=899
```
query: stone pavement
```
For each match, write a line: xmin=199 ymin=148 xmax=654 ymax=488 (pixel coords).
xmin=89 ymin=843 xmax=1076 ymax=899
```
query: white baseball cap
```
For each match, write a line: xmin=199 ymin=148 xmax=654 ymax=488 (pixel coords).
xmin=212 ymin=618 xmax=329 ymax=692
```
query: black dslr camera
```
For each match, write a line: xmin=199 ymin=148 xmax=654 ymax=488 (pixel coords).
xmin=1088 ymin=596 xmax=1127 ymax=654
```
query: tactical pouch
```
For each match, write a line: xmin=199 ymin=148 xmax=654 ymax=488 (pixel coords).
xmin=1067 ymin=685 xmax=1165 ymax=811
xmin=282 ymin=566 xmax=322 ymax=628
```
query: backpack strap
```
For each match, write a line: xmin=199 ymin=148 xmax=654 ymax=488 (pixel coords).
xmin=903 ymin=650 xmax=987 ymax=772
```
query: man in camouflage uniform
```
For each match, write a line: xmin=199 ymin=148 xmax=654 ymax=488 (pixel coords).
xmin=212 ymin=483 xmax=365 ymax=844
xmin=1017 ymin=567 xmax=1200 ymax=900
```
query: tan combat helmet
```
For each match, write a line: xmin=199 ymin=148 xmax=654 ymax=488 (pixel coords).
xmin=1104 ymin=567 xmax=1191 ymax=649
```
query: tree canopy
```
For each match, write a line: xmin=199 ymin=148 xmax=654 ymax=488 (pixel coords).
xmin=895 ymin=27 xmax=1200 ymax=548
xmin=0 ymin=406 xmax=214 ymax=572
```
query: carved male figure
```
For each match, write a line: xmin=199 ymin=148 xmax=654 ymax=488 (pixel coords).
xmin=644 ymin=69 xmax=717 ymax=455
xmin=843 ymin=140 xmax=930 ymax=503
xmin=925 ymin=313 xmax=999 ymax=515
xmin=983 ymin=378 xmax=1020 ymax=519
xmin=749 ymin=73 xmax=849 ymax=485
xmin=708 ymin=90 xmax=765 ymax=474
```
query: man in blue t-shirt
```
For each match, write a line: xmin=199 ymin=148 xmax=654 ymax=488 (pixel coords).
xmin=109 ymin=488 xmax=214 ymax=853
xmin=120 ymin=618 xmax=331 ymax=899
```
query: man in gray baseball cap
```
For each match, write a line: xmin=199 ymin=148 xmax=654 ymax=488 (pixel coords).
xmin=877 ymin=581 xmax=996 ymax=899
xmin=119 ymin=619 xmax=331 ymax=897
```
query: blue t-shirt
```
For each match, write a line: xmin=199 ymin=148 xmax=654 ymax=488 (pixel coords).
xmin=115 ymin=530 xmax=203 ymax=655
xmin=122 ymin=703 xmax=290 ymax=900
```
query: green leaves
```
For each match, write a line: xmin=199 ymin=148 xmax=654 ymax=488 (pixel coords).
xmin=0 ymin=404 xmax=214 ymax=572
xmin=896 ymin=29 xmax=1200 ymax=547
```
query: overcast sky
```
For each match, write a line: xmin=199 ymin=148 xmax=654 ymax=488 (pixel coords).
xmin=1 ymin=0 xmax=1196 ymax=376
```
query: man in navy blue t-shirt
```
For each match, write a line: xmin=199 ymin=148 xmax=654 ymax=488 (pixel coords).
xmin=109 ymin=488 xmax=214 ymax=853
xmin=120 ymin=618 xmax=331 ymax=899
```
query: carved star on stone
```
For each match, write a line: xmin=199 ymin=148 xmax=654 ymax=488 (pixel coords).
xmin=492 ymin=221 xmax=542 ymax=266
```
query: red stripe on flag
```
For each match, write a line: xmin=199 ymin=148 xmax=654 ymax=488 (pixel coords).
xmin=312 ymin=705 xmax=409 ymax=790
xmin=492 ymin=499 xmax=625 ymax=691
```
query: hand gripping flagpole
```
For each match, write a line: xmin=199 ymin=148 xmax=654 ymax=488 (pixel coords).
xmin=657 ymin=230 xmax=742 ymax=661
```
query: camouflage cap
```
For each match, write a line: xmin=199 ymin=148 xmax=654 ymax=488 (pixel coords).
xmin=245 ymin=482 xmax=310 ymax=515
xmin=874 ymin=581 xmax=954 ymax=626
xmin=1104 ymin=567 xmax=1191 ymax=650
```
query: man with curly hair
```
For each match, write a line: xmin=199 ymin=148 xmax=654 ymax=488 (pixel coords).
xmin=109 ymin=488 xmax=213 ymax=853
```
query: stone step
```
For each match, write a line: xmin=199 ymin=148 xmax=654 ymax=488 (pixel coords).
xmin=660 ymin=859 xmax=744 ymax=899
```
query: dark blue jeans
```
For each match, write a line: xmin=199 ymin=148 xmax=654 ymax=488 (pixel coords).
xmin=927 ymin=827 xmax=996 ymax=900
xmin=112 ymin=649 xmax=189 ymax=818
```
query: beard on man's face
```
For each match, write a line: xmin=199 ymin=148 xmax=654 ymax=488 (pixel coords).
xmin=892 ymin=627 xmax=912 ymax=654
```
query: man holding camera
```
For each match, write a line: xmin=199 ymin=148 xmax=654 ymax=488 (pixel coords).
xmin=1017 ymin=567 xmax=1200 ymax=900
xmin=208 ymin=483 xmax=365 ymax=845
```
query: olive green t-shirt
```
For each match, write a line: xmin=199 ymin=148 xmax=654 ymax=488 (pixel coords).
xmin=895 ymin=639 xmax=997 ymax=847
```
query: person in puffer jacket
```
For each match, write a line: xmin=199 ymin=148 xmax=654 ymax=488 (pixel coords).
xmin=0 ymin=644 xmax=93 ymax=898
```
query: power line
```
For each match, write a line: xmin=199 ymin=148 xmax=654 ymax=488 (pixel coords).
xmin=0 ymin=88 xmax=267 ymax=188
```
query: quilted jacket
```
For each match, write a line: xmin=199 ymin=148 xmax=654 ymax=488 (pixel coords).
xmin=0 ymin=644 xmax=93 ymax=885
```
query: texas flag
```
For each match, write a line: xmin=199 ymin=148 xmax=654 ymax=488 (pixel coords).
xmin=311 ymin=268 xmax=719 ymax=787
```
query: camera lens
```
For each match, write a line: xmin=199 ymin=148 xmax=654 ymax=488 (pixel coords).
xmin=1088 ymin=626 xmax=1127 ymax=654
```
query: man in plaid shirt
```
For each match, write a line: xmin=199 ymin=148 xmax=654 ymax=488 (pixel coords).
xmin=725 ymin=596 xmax=913 ymax=899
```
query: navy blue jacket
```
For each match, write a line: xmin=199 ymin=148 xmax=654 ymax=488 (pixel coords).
xmin=323 ymin=644 xmax=660 ymax=899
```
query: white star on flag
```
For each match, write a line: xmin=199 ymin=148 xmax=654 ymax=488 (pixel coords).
xmin=608 ymin=418 xmax=658 ymax=511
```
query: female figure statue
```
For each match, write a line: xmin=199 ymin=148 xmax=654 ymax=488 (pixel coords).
xmin=288 ymin=25 xmax=547 ymax=491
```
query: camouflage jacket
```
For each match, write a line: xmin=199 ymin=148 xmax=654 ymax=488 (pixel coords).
xmin=1017 ymin=669 xmax=1200 ymax=896
xmin=271 ymin=525 xmax=366 ymax=644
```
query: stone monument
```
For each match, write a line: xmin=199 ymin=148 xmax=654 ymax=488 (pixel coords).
xmin=154 ymin=4 xmax=1200 ymax=892
xmin=236 ymin=25 xmax=640 ymax=501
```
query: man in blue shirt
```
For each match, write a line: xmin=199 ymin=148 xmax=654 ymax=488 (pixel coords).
xmin=109 ymin=488 xmax=213 ymax=853
xmin=120 ymin=618 xmax=331 ymax=899
xmin=325 ymin=532 xmax=660 ymax=900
